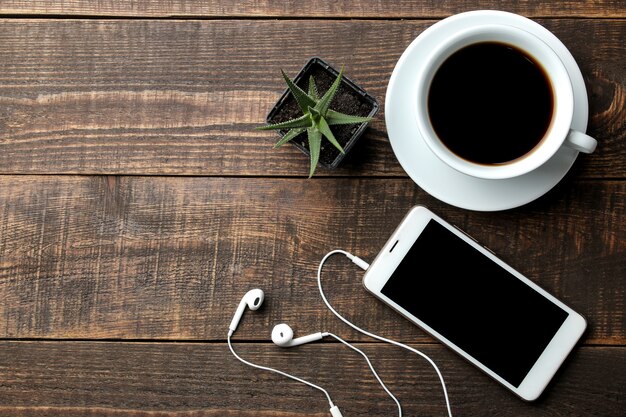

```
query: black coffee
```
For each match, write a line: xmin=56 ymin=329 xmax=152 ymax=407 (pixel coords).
xmin=427 ymin=42 xmax=554 ymax=165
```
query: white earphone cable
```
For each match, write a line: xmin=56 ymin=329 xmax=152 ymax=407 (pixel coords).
xmin=227 ymin=332 xmax=334 ymax=407
xmin=325 ymin=332 xmax=402 ymax=416
xmin=317 ymin=249 xmax=453 ymax=417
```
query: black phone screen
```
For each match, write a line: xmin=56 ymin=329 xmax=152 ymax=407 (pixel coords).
xmin=380 ymin=219 xmax=568 ymax=387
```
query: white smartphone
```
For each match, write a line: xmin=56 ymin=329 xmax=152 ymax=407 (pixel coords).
xmin=362 ymin=205 xmax=586 ymax=401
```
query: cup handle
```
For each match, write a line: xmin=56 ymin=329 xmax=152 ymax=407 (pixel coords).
xmin=565 ymin=130 xmax=597 ymax=154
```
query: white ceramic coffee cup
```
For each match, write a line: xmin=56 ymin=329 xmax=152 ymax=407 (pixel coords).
xmin=415 ymin=24 xmax=597 ymax=180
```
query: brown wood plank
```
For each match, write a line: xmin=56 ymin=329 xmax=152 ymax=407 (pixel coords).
xmin=0 ymin=0 xmax=624 ymax=18
xmin=0 ymin=341 xmax=623 ymax=416
xmin=0 ymin=176 xmax=623 ymax=343
xmin=0 ymin=19 xmax=623 ymax=177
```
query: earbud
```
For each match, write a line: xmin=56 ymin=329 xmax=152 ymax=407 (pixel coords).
xmin=272 ymin=323 xmax=325 ymax=347
xmin=229 ymin=288 xmax=264 ymax=334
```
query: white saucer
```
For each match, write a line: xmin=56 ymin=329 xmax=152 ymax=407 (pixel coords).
xmin=385 ymin=10 xmax=589 ymax=211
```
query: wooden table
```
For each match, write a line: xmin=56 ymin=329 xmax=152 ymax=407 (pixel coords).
xmin=0 ymin=1 xmax=624 ymax=416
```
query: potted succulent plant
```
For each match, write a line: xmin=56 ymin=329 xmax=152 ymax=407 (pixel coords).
xmin=257 ymin=57 xmax=379 ymax=177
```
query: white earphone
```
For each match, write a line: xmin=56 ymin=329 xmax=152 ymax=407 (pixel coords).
xmin=228 ymin=288 xmax=264 ymax=335
xmin=227 ymin=289 xmax=343 ymax=417
xmin=271 ymin=323 xmax=324 ymax=347
xmin=271 ymin=323 xmax=402 ymax=414
xmin=227 ymin=248 xmax=454 ymax=417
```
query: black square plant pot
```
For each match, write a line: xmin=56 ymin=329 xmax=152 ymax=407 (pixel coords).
xmin=266 ymin=57 xmax=379 ymax=170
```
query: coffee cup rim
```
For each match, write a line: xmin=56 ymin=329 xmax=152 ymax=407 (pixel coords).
xmin=414 ymin=24 xmax=574 ymax=180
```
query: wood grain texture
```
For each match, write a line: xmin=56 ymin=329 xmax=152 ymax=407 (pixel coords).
xmin=0 ymin=0 xmax=625 ymax=18
xmin=0 ymin=19 xmax=623 ymax=176
xmin=0 ymin=176 xmax=623 ymax=343
xmin=0 ymin=3 xmax=623 ymax=417
xmin=0 ymin=341 xmax=623 ymax=417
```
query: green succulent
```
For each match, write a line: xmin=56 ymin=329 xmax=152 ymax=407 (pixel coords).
xmin=257 ymin=66 xmax=373 ymax=177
